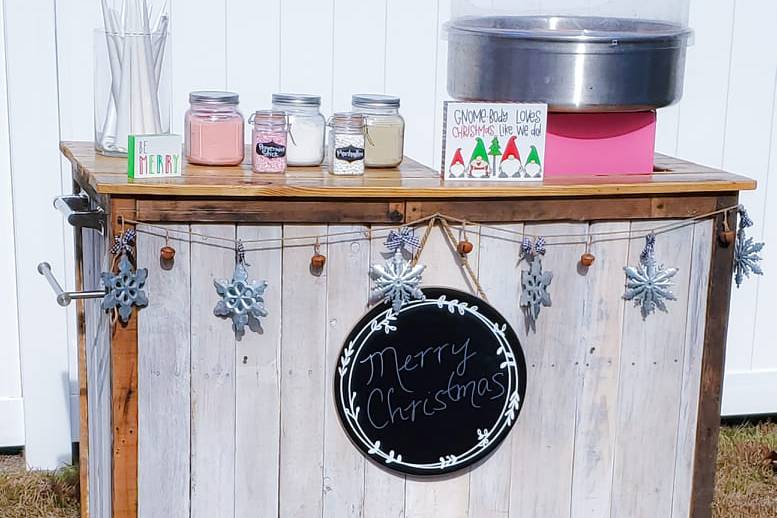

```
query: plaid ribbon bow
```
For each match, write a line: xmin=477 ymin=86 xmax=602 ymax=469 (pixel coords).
xmin=522 ymin=236 xmax=546 ymax=256
xmin=110 ymin=229 xmax=137 ymax=255
xmin=640 ymin=232 xmax=657 ymax=264
xmin=385 ymin=227 xmax=420 ymax=252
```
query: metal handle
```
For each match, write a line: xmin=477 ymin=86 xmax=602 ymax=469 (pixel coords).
xmin=38 ymin=262 xmax=105 ymax=307
xmin=54 ymin=194 xmax=106 ymax=234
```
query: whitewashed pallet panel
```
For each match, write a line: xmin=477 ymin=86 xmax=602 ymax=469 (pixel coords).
xmin=190 ymin=225 xmax=237 ymax=518
xmin=403 ymin=223 xmax=480 ymax=518
xmin=468 ymin=223 xmax=523 ymax=518
xmin=671 ymin=220 xmax=713 ymax=518
xmin=610 ymin=221 xmax=694 ymax=517
xmin=137 ymin=225 xmax=191 ymax=518
xmin=322 ymin=225 xmax=370 ymax=518
xmin=279 ymin=225 xmax=329 ymax=518
xmin=85 ymin=228 xmax=111 ymax=518
xmin=509 ymin=223 xmax=587 ymax=518
xmin=234 ymin=226 xmax=283 ymax=518
xmin=570 ymin=222 xmax=630 ymax=518
xmin=363 ymin=228 xmax=407 ymax=518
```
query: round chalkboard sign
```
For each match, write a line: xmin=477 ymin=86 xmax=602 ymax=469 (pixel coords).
xmin=334 ymin=287 xmax=526 ymax=476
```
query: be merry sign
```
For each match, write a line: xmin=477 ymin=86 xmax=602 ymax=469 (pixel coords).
xmin=441 ymin=101 xmax=547 ymax=182
xmin=335 ymin=287 xmax=526 ymax=476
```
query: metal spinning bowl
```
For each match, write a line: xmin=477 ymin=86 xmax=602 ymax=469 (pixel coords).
xmin=446 ymin=16 xmax=693 ymax=112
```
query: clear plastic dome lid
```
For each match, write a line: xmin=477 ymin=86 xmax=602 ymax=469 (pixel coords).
xmin=452 ymin=0 xmax=691 ymax=28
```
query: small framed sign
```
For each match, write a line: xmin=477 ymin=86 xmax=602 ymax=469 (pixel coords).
xmin=334 ymin=287 xmax=527 ymax=476
xmin=128 ymin=134 xmax=182 ymax=179
xmin=441 ymin=101 xmax=547 ymax=182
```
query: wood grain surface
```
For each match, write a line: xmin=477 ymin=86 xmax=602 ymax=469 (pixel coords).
xmin=62 ymin=141 xmax=756 ymax=199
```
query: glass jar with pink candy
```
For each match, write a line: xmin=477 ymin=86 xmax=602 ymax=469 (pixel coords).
xmin=250 ymin=110 xmax=289 ymax=174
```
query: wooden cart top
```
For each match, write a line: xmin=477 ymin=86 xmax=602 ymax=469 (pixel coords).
xmin=62 ymin=141 xmax=756 ymax=199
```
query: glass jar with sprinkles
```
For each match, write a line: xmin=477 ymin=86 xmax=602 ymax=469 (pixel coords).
xmin=328 ymin=112 xmax=366 ymax=176
xmin=250 ymin=110 xmax=288 ymax=173
xmin=271 ymin=93 xmax=325 ymax=166
xmin=352 ymin=94 xmax=405 ymax=168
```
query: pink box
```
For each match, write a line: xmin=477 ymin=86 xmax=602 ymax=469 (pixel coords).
xmin=544 ymin=111 xmax=656 ymax=177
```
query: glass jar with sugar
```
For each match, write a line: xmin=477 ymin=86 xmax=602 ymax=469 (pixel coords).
xmin=328 ymin=112 xmax=366 ymax=176
xmin=185 ymin=91 xmax=245 ymax=166
xmin=352 ymin=94 xmax=405 ymax=168
xmin=272 ymin=93 xmax=325 ymax=166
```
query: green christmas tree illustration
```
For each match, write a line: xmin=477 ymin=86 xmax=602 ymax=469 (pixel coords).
xmin=488 ymin=137 xmax=502 ymax=173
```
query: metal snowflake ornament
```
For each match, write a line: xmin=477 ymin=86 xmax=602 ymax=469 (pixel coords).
xmin=734 ymin=207 xmax=764 ymax=288
xmin=520 ymin=240 xmax=552 ymax=322
xmin=370 ymin=249 xmax=426 ymax=313
xmin=214 ymin=242 xmax=268 ymax=338
xmin=101 ymin=253 xmax=148 ymax=323
xmin=623 ymin=232 xmax=678 ymax=318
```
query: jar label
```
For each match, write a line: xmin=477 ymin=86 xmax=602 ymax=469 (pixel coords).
xmin=256 ymin=141 xmax=287 ymax=159
xmin=335 ymin=145 xmax=365 ymax=163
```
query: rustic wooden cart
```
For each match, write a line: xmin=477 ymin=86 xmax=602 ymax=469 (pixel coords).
xmin=60 ymin=141 xmax=755 ymax=518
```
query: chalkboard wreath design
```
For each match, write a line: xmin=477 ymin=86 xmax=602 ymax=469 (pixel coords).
xmin=335 ymin=287 xmax=526 ymax=476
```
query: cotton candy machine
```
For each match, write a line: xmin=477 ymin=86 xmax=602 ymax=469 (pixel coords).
xmin=446 ymin=2 xmax=693 ymax=112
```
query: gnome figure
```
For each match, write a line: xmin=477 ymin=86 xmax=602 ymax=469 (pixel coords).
xmin=448 ymin=148 xmax=465 ymax=178
xmin=499 ymin=135 xmax=524 ymax=178
xmin=524 ymin=145 xmax=542 ymax=178
xmin=468 ymin=137 xmax=490 ymax=178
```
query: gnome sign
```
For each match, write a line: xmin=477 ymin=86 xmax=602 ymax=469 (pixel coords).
xmin=442 ymin=101 xmax=547 ymax=183
xmin=469 ymin=138 xmax=491 ymax=178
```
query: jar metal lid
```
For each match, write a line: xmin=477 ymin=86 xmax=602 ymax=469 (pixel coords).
xmin=190 ymin=90 xmax=240 ymax=104
xmin=352 ymin=94 xmax=400 ymax=108
xmin=272 ymin=93 xmax=322 ymax=106
xmin=250 ymin=110 xmax=289 ymax=128
xmin=330 ymin=112 xmax=366 ymax=129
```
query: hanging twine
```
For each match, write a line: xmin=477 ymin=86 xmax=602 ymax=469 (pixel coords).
xmin=438 ymin=218 xmax=489 ymax=302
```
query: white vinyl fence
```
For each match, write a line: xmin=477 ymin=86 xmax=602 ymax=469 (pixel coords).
xmin=0 ymin=0 xmax=775 ymax=469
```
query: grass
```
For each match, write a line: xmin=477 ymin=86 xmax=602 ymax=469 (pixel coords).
xmin=713 ymin=420 xmax=777 ymax=517
xmin=0 ymin=422 xmax=774 ymax=517
xmin=0 ymin=454 xmax=79 ymax=518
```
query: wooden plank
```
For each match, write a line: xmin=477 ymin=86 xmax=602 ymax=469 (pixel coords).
xmin=110 ymin=198 xmax=139 ymax=518
xmin=690 ymin=207 xmax=738 ymax=518
xmin=362 ymin=226 xmax=407 ymax=518
xmin=403 ymin=222 xmax=480 ymax=518
xmin=234 ymin=225 xmax=283 ymax=518
xmin=322 ymin=225 xmax=370 ymax=518
xmin=190 ymin=224 xmax=236 ymax=518
xmin=509 ymin=223 xmax=587 ymax=518
xmin=407 ymin=195 xmax=725 ymax=223
xmin=171 ymin=0 xmax=226 ymax=135
xmin=569 ymin=222 xmax=630 ymax=518
xmin=136 ymin=199 xmax=406 ymax=224
xmin=385 ymin=0 xmax=440 ymax=165
xmin=280 ymin=1 xmax=333 ymax=115
xmin=279 ymin=225 xmax=328 ymax=518
xmin=73 ymin=189 xmax=89 ymax=518
xmin=332 ymin=0 xmax=386 ymax=111
xmin=0 ymin=0 xmax=22 ymax=450
xmin=226 ymin=0 xmax=280 ymax=137
xmin=610 ymin=220 xmax=694 ymax=517
xmin=671 ymin=219 xmax=713 ymax=518
xmin=468 ymin=223 xmax=523 ymax=518
xmin=722 ymin=0 xmax=777 ymax=375
xmin=86 ymin=227 xmax=112 ymax=518
xmin=61 ymin=142 xmax=757 ymax=199
xmin=137 ymin=224 xmax=191 ymax=518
